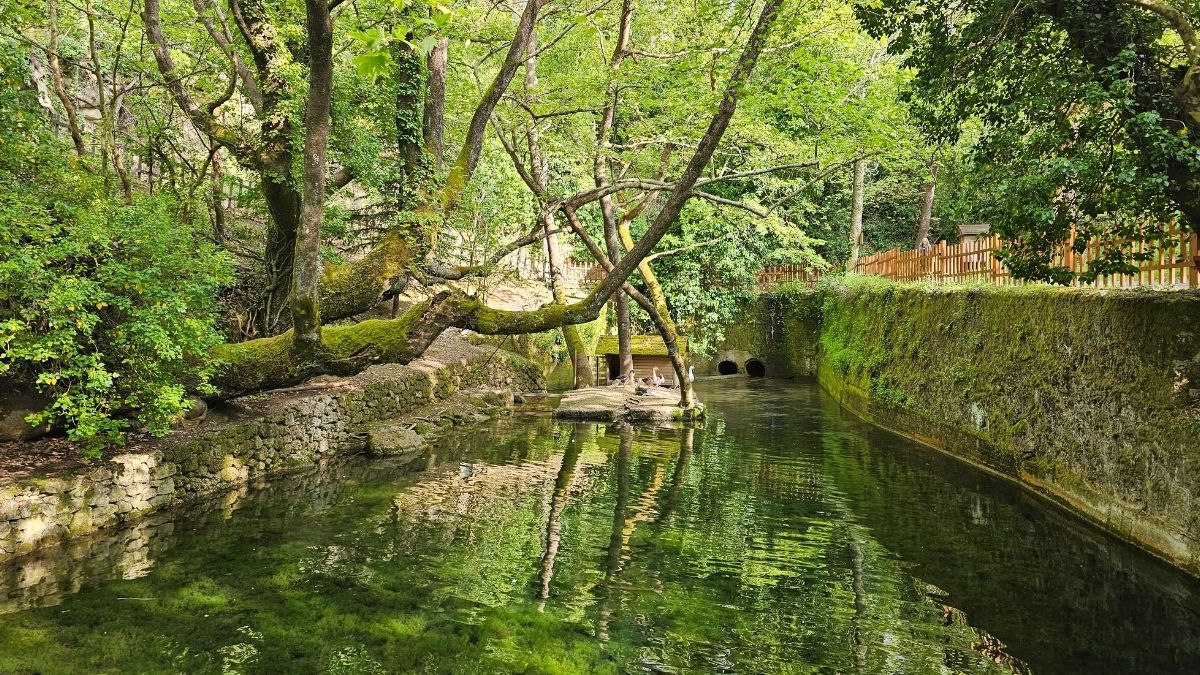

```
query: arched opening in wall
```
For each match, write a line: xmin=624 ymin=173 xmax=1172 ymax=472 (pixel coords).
xmin=717 ymin=360 xmax=739 ymax=375
xmin=745 ymin=359 xmax=766 ymax=377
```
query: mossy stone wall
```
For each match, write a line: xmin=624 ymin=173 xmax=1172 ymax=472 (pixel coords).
xmin=724 ymin=279 xmax=1200 ymax=574
xmin=0 ymin=338 xmax=542 ymax=564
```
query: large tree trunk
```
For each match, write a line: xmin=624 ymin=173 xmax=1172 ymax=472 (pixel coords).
xmin=261 ymin=175 xmax=302 ymax=333
xmin=144 ymin=0 xmax=301 ymax=335
xmin=847 ymin=158 xmax=866 ymax=272
xmin=291 ymin=0 xmax=334 ymax=361
xmin=394 ymin=40 xmax=424 ymax=210
xmin=423 ymin=37 xmax=448 ymax=170
xmin=916 ymin=154 xmax=938 ymax=247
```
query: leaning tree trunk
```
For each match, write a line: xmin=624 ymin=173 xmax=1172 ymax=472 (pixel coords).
xmin=847 ymin=157 xmax=866 ymax=272
xmin=618 ymin=222 xmax=694 ymax=407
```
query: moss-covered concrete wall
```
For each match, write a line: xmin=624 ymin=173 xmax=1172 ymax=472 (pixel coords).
xmin=724 ymin=279 xmax=1200 ymax=575
xmin=701 ymin=290 xmax=823 ymax=377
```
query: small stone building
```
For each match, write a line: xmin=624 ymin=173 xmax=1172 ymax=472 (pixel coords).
xmin=594 ymin=335 xmax=688 ymax=386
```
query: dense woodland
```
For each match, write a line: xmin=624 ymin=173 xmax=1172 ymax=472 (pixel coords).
xmin=0 ymin=0 xmax=1197 ymax=452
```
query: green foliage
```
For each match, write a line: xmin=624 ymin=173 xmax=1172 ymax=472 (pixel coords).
xmin=858 ymin=0 xmax=1200 ymax=282
xmin=0 ymin=76 xmax=231 ymax=452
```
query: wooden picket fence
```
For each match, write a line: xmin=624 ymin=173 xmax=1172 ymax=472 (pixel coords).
xmin=757 ymin=226 xmax=1199 ymax=290
xmin=756 ymin=265 xmax=824 ymax=290
xmin=851 ymin=226 xmax=1199 ymax=289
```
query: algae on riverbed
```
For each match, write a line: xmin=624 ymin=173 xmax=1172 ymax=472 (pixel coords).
xmin=1 ymin=381 xmax=1198 ymax=674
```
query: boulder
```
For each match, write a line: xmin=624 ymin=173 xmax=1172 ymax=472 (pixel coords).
xmin=182 ymin=397 xmax=208 ymax=420
xmin=0 ymin=393 xmax=54 ymax=442
xmin=366 ymin=424 xmax=426 ymax=457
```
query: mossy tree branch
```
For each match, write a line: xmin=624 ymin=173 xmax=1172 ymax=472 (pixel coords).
xmin=213 ymin=0 xmax=783 ymax=398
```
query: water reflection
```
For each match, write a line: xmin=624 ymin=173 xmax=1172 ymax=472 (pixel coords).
xmin=0 ymin=382 xmax=1198 ymax=674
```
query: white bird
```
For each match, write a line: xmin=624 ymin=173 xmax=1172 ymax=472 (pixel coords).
xmin=651 ymin=367 xmax=666 ymax=387
xmin=674 ymin=365 xmax=695 ymax=389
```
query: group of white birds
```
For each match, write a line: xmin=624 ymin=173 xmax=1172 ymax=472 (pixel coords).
xmin=610 ymin=365 xmax=695 ymax=388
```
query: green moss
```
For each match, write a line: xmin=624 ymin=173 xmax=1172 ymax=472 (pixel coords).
xmin=594 ymin=334 xmax=689 ymax=356
xmin=745 ymin=276 xmax=1200 ymax=560
xmin=321 ymin=302 xmax=426 ymax=362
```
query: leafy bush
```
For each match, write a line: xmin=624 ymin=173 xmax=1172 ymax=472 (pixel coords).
xmin=0 ymin=116 xmax=231 ymax=454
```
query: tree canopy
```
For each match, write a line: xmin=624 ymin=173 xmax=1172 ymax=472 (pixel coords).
xmin=1 ymin=0 xmax=1195 ymax=450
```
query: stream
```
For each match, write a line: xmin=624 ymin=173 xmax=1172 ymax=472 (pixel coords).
xmin=1 ymin=379 xmax=1198 ymax=673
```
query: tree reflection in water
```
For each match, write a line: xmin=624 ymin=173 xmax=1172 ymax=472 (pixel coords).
xmin=0 ymin=381 xmax=1198 ymax=673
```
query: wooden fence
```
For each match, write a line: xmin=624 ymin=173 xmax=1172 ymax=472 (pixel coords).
xmin=756 ymin=265 xmax=823 ymax=290
xmin=757 ymin=226 xmax=1200 ymax=291
xmin=510 ymin=254 xmax=600 ymax=287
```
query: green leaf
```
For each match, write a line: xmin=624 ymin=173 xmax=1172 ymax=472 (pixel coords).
xmin=417 ymin=35 xmax=439 ymax=56
xmin=353 ymin=52 xmax=391 ymax=81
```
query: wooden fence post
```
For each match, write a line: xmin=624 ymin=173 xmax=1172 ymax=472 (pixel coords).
xmin=1191 ymin=230 xmax=1200 ymax=289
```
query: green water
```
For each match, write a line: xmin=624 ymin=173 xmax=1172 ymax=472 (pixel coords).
xmin=2 ymin=380 xmax=1199 ymax=674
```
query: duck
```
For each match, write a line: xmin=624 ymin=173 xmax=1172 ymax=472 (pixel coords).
xmin=651 ymin=367 xmax=666 ymax=387
xmin=673 ymin=366 xmax=696 ymax=389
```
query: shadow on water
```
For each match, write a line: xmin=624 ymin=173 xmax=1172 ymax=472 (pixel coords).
xmin=0 ymin=379 xmax=1198 ymax=673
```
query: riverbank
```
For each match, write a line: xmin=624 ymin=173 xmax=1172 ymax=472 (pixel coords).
xmin=554 ymin=386 xmax=703 ymax=423
xmin=0 ymin=334 xmax=542 ymax=564
xmin=714 ymin=278 xmax=1200 ymax=575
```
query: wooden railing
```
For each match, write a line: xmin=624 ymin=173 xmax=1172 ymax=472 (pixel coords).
xmin=509 ymin=255 xmax=600 ymax=286
xmin=852 ymin=227 xmax=1200 ymax=290
xmin=756 ymin=264 xmax=823 ymax=290
xmin=755 ymin=227 xmax=1199 ymax=291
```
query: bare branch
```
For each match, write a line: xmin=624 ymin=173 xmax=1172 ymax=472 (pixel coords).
xmin=644 ymin=237 xmax=723 ymax=263
xmin=192 ymin=0 xmax=263 ymax=111
xmin=442 ymin=0 xmax=545 ymax=211
xmin=142 ymin=0 xmax=251 ymax=157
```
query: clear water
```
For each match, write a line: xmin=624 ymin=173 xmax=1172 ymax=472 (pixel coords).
xmin=2 ymin=379 xmax=1199 ymax=674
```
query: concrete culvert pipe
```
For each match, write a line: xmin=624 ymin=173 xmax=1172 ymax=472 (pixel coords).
xmin=717 ymin=360 xmax=739 ymax=375
xmin=745 ymin=359 xmax=766 ymax=377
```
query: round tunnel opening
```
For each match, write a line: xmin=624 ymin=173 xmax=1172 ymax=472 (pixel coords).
xmin=717 ymin=360 xmax=739 ymax=375
xmin=745 ymin=359 xmax=766 ymax=377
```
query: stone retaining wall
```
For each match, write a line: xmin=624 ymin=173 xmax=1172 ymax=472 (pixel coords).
xmin=0 ymin=456 xmax=387 ymax=615
xmin=0 ymin=336 xmax=542 ymax=563
xmin=719 ymin=279 xmax=1200 ymax=575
